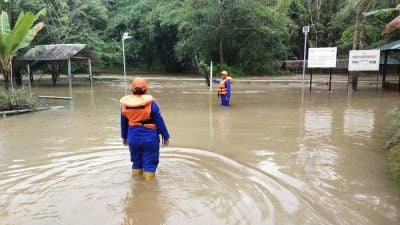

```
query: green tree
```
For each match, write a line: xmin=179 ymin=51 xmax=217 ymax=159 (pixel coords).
xmin=280 ymin=0 xmax=348 ymax=58
xmin=0 ymin=9 xmax=45 ymax=89
xmin=168 ymin=0 xmax=290 ymax=74
xmin=18 ymin=0 xmax=119 ymax=82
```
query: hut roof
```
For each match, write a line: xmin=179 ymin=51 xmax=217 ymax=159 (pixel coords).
xmin=20 ymin=44 xmax=98 ymax=62
xmin=375 ymin=40 xmax=400 ymax=51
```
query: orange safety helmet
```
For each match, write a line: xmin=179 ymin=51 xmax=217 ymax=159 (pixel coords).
xmin=131 ymin=77 xmax=148 ymax=94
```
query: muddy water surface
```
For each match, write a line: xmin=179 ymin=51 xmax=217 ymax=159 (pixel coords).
xmin=0 ymin=78 xmax=400 ymax=225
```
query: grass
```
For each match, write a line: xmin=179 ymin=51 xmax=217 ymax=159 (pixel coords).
xmin=385 ymin=106 xmax=400 ymax=184
xmin=0 ymin=88 xmax=38 ymax=111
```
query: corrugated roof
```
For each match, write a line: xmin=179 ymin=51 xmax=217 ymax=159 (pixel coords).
xmin=20 ymin=44 xmax=98 ymax=62
xmin=380 ymin=57 xmax=400 ymax=64
xmin=375 ymin=40 xmax=400 ymax=51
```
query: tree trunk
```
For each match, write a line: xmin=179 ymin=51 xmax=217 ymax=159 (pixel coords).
xmin=353 ymin=5 xmax=363 ymax=50
xmin=351 ymin=4 xmax=363 ymax=91
xmin=2 ymin=69 xmax=10 ymax=89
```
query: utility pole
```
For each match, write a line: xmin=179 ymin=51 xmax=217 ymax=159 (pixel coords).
xmin=122 ymin=32 xmax=132 ymax=95
xmin=302 ymin=26 xmax=310 ymax=88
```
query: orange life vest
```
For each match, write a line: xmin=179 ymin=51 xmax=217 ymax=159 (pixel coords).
xmin=218 ymin=79 xmax=228 ymax=95
xmin=120 ymin=95 xmax=156 ymax=130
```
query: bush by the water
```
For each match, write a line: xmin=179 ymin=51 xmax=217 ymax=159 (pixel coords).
xmin=0 ymin=88 xmax=37 ymax=111
xmin=385 ymin=106 xmax=400 ymax=183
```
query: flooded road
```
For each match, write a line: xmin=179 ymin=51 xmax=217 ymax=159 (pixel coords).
xmin=0 ymin=78 xmax=400 ymax=225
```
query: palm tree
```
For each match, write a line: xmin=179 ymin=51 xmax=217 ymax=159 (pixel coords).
xmin=0 ymin=9 xmax=46 ymax=89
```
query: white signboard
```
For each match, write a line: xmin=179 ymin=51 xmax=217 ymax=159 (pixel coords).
xmin=308 ymin=47 xmax=337 ymax=68
xmin=348 ymin=50 xmax=380 ymax=71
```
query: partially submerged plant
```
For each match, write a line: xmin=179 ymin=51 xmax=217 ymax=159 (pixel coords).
xmin=0 ymin=88 xmax=37 ymax=111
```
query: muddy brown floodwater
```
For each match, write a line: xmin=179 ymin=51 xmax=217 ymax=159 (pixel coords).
xmin=0 ymin=77 xmax=400 ymax=225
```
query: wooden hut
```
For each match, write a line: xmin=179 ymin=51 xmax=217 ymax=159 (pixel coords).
xmin=19 ymin=44 xmax=98 ymax=86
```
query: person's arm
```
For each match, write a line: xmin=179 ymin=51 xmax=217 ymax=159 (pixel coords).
xmin=120 ymin=107 xmax=129 ymax=145
xmin=212 ymin=78 xmax=221 ymax=84
xmin=151 ymin=102 xmax=170 ymax=145
xmin=225 ymin=80 xmax=231 ymax=98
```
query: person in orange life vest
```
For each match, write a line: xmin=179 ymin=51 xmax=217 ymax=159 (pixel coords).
xmin=213 ymin=70 xmax=231 ymax=106
xmin=120 ymin=78 xmax=170 ymax=180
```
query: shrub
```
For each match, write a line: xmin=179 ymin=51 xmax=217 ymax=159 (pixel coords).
xmin=389 ymin=145 xmax=400 ymax=183
xmin=385 ymin=106 xmax=400 ymax=184
xmin=215 ymin=63 xmax=245 ymax=78
xmin=0 ymin=88 xmax=37 ymax=111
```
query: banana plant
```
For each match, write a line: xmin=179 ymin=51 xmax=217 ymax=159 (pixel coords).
xmin=0 ymin=9 xmax=46 ymax=88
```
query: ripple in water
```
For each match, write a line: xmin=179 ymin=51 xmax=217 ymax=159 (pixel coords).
xmin=0 ymin=147 xmax=379 ymax=225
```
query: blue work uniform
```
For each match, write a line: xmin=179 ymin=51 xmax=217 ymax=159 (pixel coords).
xmin=213 ymin=78 xmax=231 ymax=106
xmin=121 ymin=99 xmax=169 ymax=173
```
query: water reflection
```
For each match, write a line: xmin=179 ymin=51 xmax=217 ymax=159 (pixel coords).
xmin=123 ymin=179 xmax=165 ymax=225
xmin=0 ymin=80 xmax=400 ymax=225
xmin=304 ymin=108 xmax=333 ymax=138
xmin=217 ymin=108 xmax=231 ymax=140
xmin=344 ymin=108 xmax=374 ymax=138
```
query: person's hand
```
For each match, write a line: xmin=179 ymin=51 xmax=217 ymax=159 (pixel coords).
xmin=162 ymin=139 xmax=169 ymax=147
xmin=123 ymin=139 xmax=128 ymax=146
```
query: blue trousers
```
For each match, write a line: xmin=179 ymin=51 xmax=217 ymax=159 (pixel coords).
xmin=128 ymin=134 xmax=160 ymax=173
xmin=220 ymin=95 xmax=230 ymax=106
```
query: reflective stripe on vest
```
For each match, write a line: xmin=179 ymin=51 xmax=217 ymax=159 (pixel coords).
xmin=120 ymin=95 xmax=156 ymax=130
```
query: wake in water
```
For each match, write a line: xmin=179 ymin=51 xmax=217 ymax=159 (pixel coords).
xmin=0 ymin=146 xmax=385 ymax=225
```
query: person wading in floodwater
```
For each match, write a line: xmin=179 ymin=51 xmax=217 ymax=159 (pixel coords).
xmin=213 ymin=70 xmax=232 ymax=106
xmin=120 ymin=78 xmax=170 ymax=180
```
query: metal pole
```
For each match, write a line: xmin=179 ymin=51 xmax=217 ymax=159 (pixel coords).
xmin=209 ymin=61 xmax=213 ymax=92
xmin=302 ymin=26 xmax=310 ymax=88
xmin=302 ymin=33 xmax=307 ymax=86
xmin=122 ymin=32 xmax=132 ymax=95
xmin=309 ymin=68 xmax=313 ymax=91
xmin=122 ymin=38 xmax=127 ymax=95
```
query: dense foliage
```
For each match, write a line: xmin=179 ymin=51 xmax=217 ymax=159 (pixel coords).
xmin=2 ymin=0 xmax=399 ymax=76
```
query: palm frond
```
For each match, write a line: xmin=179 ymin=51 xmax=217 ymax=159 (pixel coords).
xmin=383 ymin=15 xmax=400 ymax=34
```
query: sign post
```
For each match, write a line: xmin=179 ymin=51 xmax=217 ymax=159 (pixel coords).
xmin=209 ymin=61 xmax=213 ymax=92
xmin=302 ymin=26 xmax=310 ymax=87
xmin=122 ymin=32 xmax=132 ymax=95
xmin=348 ymin=50 xmax=381 ymax=91
xmin=348 ymin=50 xmax=380 ymax=71
xmin=307 ymin=47 xmax=338 ymax=91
